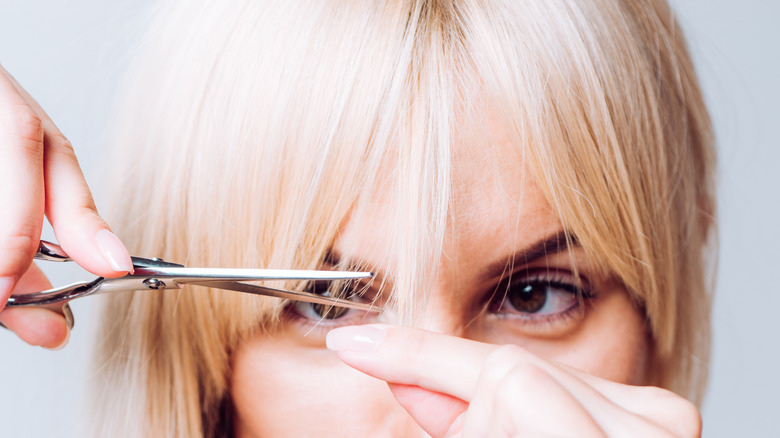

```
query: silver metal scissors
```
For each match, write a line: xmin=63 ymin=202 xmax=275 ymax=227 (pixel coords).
xmin=6 ymin=240 xmax=376 ymax=328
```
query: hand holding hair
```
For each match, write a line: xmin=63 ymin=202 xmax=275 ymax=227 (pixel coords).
xmin=0 ymin=64 xmax=133 ymax=349
xmin=328 ymin=325 xmax=702 ymax=438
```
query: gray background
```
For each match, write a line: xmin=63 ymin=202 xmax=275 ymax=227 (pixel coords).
xmin=0 ymin=1 xmax=777 ymax=436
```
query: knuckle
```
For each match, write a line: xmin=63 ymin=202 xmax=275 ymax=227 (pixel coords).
xmin=639 ymin=386 xmax=702 ymax=437
xmin=46 ymin=132 xmax=80 ymax=166
xmin=495 ymin=362 xmax=550 ymax=404
xmin=669 ymin=398 xmax=702 ymax=437
xmin=71 ymin=190 xmax=99 ymax=214
xmin=6 ymin=104 xmax=44 ymax=154
xmin=485 ymin=344 xmax=528 ymax=368
xmin=48 ymin=132 xmax=76 ymax=155
xmin=0 ymin=229 xmax=39 ymax=276
xmin=477 ymin=345 xmax=536 ymax=391
xmin=48 ymin=189 xmax=101 ymax=228
xmin=508 ymin=361 xmax=550 ymax=388
xmin=11 ymin=104 xmax=44 ymax=138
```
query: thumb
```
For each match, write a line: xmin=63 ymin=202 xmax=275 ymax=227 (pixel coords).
xmin=388 ymin=383 xmax=467 ymax=438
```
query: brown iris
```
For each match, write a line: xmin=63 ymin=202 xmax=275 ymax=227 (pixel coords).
xmin=506 ymin=281 xmax=548 ymax=313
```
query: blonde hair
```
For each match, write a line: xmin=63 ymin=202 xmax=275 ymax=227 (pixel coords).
xmin=94 ymin=0 xmax=715 ymax=436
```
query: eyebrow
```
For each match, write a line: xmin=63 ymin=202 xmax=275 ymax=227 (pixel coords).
xmin=324 ymin=231 xmax=578 ymax=281
xmin=478 ymin=231 xmax=579 ymax=280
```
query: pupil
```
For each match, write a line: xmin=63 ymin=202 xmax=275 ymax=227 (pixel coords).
xmin=306 ymin=280 xmax=350 ymax=319
xmin=508 ymin=283 xmax=547 ymax=313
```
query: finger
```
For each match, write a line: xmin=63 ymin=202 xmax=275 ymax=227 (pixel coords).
xmin=0 ymin=66 xmax=133 ymax=279
xmin=325 ymin=326 xmax=603 ymax=437
xmin=468 ymin=346 xmax=675 ymax=437
xmin=387 ymin=383 xmax=467 ymax=438
xmin=0 ymin=263 xmax=69 ymax=348
xmin=0 ymin=68 xmax=46 ymax=307
xmin=553 ymin=362 xmax=701 ymax=433
xmin=326 ymin=324 xmax=495 ymax=401
xmin=478 ymin=364 xmax=605 ymax=437
xmin=0 ymin=307 xmax=70 ymax=349
xmin=461 ymin=351 xmax=605 ymax=437
xmin=328 ymin=325 xmax=677 ymax=437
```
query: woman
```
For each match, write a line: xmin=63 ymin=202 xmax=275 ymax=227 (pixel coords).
xmin=0 ymin=0 xmax=714 ymax=436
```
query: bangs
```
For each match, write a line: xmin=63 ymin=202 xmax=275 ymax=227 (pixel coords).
xmin=96 ymin=2 xmax=714 ymax=432
xmin=459 ymin=0 xmax=714 ymax=396
xmin=105 ymin=0 xmax=460 ymax=361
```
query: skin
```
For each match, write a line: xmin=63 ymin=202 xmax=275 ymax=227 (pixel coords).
xmin=0 ymin=64 xmax=700 ymax=435
xmin=0 ymin=64 xmax=132 ymax=348
xmin=230 ymin=112 xmax=701 ymax=437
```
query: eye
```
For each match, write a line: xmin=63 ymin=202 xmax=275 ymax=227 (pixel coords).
xmin=290 ymin=279 xmax=373 ymax=322
xmin=491 ymin=269 xmax=592 ymax=318
xmin=292 ymin=299 xmax=352 ymax=320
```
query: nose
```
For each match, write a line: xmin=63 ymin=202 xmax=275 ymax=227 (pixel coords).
xmin=401 ymin=289 xmax=470 ymax=339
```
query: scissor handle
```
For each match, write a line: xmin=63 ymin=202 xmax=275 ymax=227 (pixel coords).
xmin=6 ymin=278 xmax=103 ymax=307
xmin=35 ymin=240 xmax=72 ymax=262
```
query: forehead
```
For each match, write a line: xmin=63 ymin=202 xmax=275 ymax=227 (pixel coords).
xmin=334 ymin=107 xmax=563 ymax=270
xmin=450 ymin=107 xmax=558 ymax=232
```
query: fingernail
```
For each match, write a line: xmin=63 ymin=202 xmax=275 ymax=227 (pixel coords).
xmin=326 ymin=325 xmax=386 ymax=353
xmin=96 ymin=229 xmax=134 ymax=273
xmin=46 ymin=328 xmax=70 ymax=351
xmin=0 ymin=276 xmax=14 ymax=302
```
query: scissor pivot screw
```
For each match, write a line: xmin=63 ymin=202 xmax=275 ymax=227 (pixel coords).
xmin=143 ymin=278 xmax=166 ymax=289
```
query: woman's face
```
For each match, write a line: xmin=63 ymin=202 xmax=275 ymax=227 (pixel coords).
xmin=230 ymin=113 xmax=650 ymax=437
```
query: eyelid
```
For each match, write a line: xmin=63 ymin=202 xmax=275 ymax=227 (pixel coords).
xmin=500 ymin=267 xmax=592 ymax=292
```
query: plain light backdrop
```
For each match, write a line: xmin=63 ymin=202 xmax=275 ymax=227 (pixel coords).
xmin=1 ymin=1 xmax=778 ymax=436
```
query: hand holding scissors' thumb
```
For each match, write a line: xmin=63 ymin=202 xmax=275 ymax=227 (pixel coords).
xmin=0 ymin=64 xmax=133 ymax=349
xmin=327 ymin=325 xmax=702 ymax=438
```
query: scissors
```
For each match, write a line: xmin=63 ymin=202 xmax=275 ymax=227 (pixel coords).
xmin=6 ymin=240 xmax=376 ymax=329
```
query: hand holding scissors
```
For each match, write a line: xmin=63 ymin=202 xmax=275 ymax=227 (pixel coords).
xmin=0 ymin=63 xmax=139 ymax=348
xmin=6 ymin=240 xmax=375 ymax=332
xmin=0 ymin=64 xmax=375 ymax=348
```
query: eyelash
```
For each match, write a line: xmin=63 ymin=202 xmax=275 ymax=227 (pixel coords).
xmin=284 ymin=280 xmax=380 ymax=335
xmin=285 ymin=269 xmax=596 ymax=334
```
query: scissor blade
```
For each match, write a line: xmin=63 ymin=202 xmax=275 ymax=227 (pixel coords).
xmin=133 ymin=267 xmax=373 ymax=282
xmin=189 ymin=281 xmax=380 ymax=312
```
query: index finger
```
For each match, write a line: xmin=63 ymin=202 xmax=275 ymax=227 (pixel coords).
xmin=326 ymin=324 xmax=495 ymax=401
xmin=0 ymin=67 xmax=46 ymax=305
xmin=0 ymin=66 xmax=133 ymax=278
xmin=327 ymin=324 xmax=696 ymax=428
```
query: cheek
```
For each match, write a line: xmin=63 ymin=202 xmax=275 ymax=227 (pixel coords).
xmin=556 ymin=288 xmax=649 ymax=385
xmin=230 ymin=331 xmax=419 ymax=437
xmin=519 ymin=287 xmax=650 ymax=386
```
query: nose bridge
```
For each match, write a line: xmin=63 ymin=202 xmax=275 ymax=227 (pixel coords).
xmin=406 ymin=281 xmax=469 ymax=338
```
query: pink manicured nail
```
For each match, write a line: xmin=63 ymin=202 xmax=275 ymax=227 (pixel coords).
xmin=96 ymin=229 xmax=134 ymax=273
xmin=326 ymin=325 xmax=386 ymax=353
